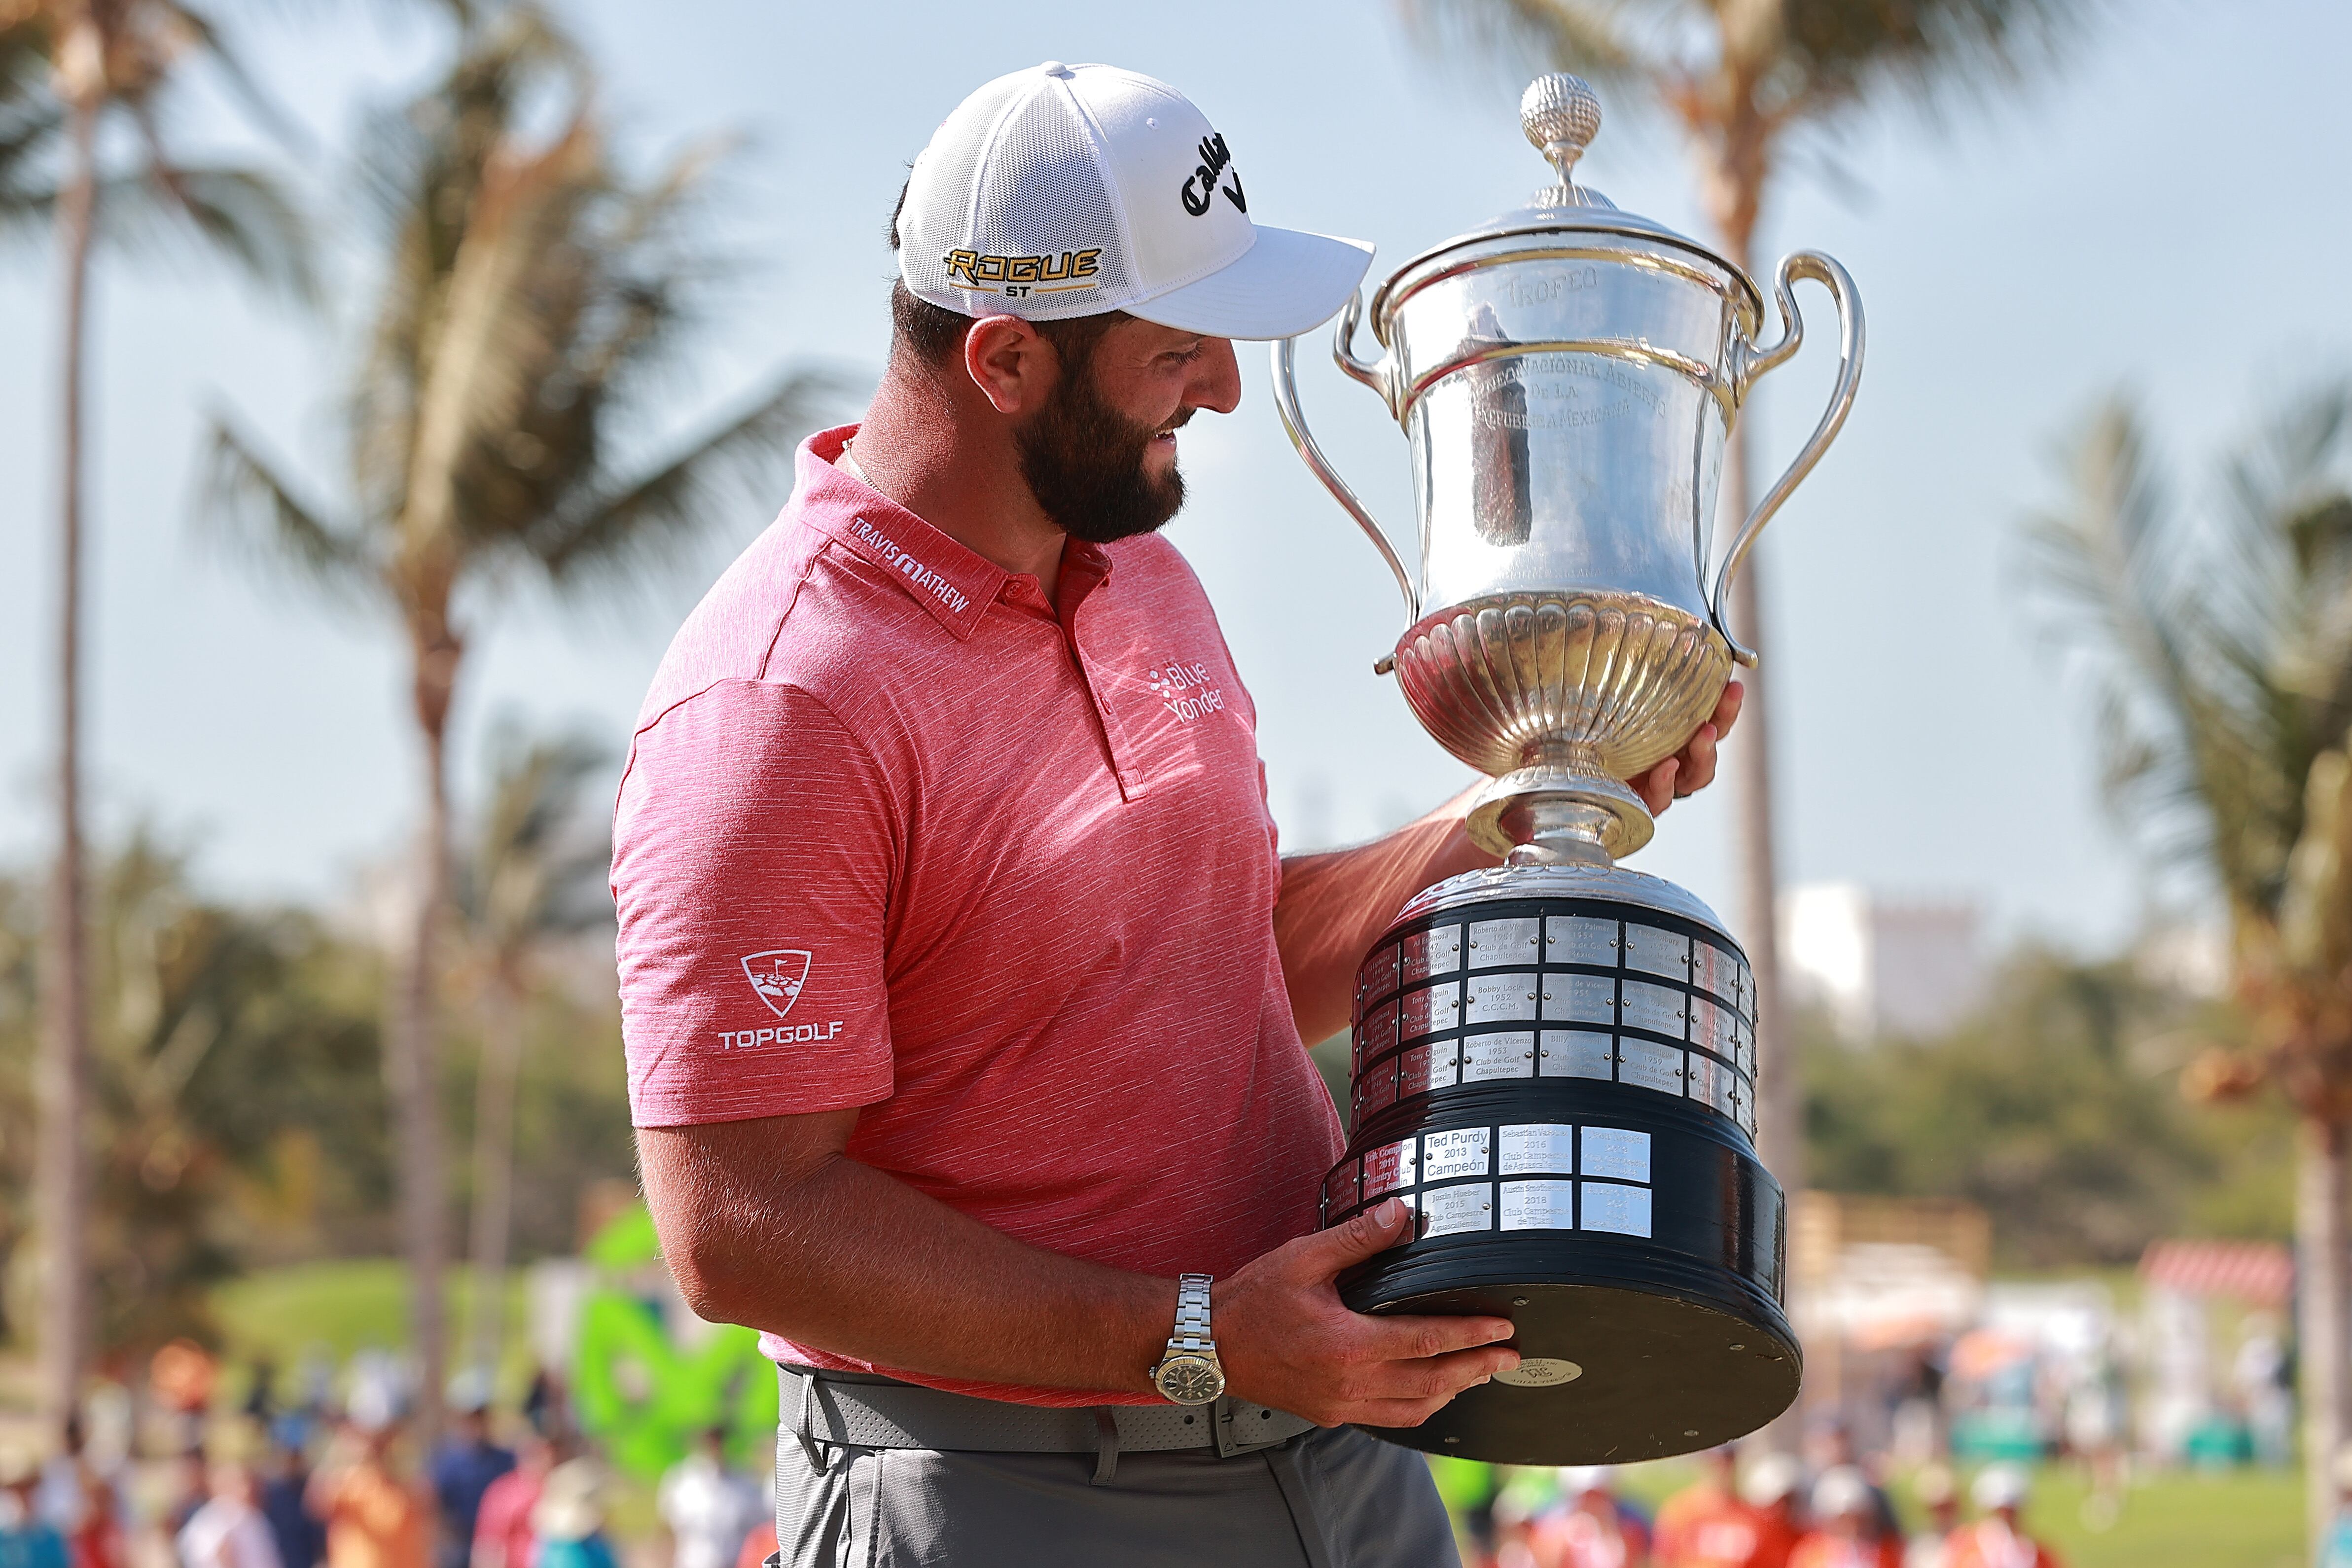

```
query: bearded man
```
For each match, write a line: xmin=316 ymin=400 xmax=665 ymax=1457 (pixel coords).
xmin=615 ymin=62 xmax=1737 ymax=1568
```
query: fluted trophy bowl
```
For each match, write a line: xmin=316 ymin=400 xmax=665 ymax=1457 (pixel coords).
xmin=1275 ymin=72 xmax=1863 ymax=866
xmin=1398 ymin=593 xmax=1733 ymax=862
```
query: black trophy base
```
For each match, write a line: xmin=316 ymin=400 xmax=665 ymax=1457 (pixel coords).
xmin=1324 ymin=865 xmax=1804 ymax=1466
xmin=1344 ymin=1260 xmax=1801 ymax=1465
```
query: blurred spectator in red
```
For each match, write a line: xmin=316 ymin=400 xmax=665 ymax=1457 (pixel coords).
xmin=1656 ymin=1449 xmax=1740 ymax=1564
xmin=1726 ymin=1453 xmax=1804 ymax=1568
xmin=1542 ymin=1467 xmax=1650 ymax=1568
xmin=428 ymin=1381 xmax=512 ymax=1568
xmin=38 ymin=1420 xmax=120 ymax=1568
xmin=309 ymin=1425 xmax=428 ymax=1568
xmin=0 ymin=1453 xmax=70 ymax=1568
xmin=1789 ymin=1468 xmax=1900 ymax=1568
xmin=1802 ymin=1420 xmax=1899 ymax=1541
xmin=259 ymin=1431 xmax=323 ymax=1568
xmin=1943 ymin=1468 xmax=2063 ymax=1568
xmin=1903 ymin=1465 xmax=1959 ymax=1568
xmin=728 ymin=1521 xmax=773 ymax=1568
xmin=1656 ymin=1450 xmax=1804 ymax=1568
xmin=178 ymin=1462 xmax=283 ymax=1568
xmin=470 ymin=1435 xmax=554 ymax=1568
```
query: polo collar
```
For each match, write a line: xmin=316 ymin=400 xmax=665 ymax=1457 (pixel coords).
xmin=794 ymin=426 xmax=1009 ymax=641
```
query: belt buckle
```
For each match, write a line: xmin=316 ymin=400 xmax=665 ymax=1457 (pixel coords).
xmin=1212 ymin=1399 xmax=1293 ymax=1458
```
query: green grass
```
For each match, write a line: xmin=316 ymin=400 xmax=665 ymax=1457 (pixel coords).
xmin=1994 ymin=1466 xmax=2302 ymax=1568
xmin=209 ymin=1259 xmax=534 ymax=1391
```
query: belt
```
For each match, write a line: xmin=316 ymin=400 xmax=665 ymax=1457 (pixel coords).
xmin=778 ymin=1364 xmax=1317 ymax=1485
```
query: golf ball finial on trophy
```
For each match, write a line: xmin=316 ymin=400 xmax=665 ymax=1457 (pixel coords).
xmin=1272 ymin=73 xmax=1865 ymax=1465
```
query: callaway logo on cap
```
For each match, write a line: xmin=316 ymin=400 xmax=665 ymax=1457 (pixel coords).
xmin=899 ymin=61 xmax=1373 ymax=341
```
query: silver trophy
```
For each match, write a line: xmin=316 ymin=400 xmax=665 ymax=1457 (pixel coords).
xmin=1276 ymin=72 xmax=1861 ymax=867
xmin=1275 ymin=74 xmax=1863 ymax=1464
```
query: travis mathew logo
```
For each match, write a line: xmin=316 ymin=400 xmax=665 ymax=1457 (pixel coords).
xmin=741 ymin=950 xmax=812 ymax=1017
xmin=1147 ymin=658 xmax=1227 ymax=722
xmin=720 ymin=948 xmax=844 ymax=1051
xmin=850 ymin=517 xmax=970 ymax=614
xmin=1179 ymin=133 xmax=1245 ymax=217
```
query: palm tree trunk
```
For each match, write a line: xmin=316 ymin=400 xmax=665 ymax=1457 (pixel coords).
xmin=392 ymin=632 xmax=460 ymax=1449
xmin=1714 ymin=192 xmax=1803 ymax=1449
xmin=36 ymin=93 xmax=101 ymax=1439
xmin=2301 ymin=1115 xmax=2351 ymax=1564
xmin=465 ymin=970 xmax=527 ymax=1377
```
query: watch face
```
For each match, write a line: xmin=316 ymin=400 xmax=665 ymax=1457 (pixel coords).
xmin=1156 ymin=1354 xmax=1225 ymax=1405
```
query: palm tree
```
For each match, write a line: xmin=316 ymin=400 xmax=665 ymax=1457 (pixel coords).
xmin=450 ymin=724 xmax=611 ymax=1380
xmin=1404 ymin=0 xmax=2092 ymax=1241
xmin=0 ymin=0 xmax=311 ymax=1431
xmin=2021 ymin=387 xmax=2352 ymax=1557
xmin=198 ymin=4 xmax=849 ymax=1441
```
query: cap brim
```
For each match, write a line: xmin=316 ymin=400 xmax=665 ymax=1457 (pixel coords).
xmin=1124 ymin=226 xmax=1374 ymax=341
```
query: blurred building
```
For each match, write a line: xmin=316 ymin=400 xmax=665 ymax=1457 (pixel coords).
xmin=1781 ymin=882 xmax=1985 ymax=1041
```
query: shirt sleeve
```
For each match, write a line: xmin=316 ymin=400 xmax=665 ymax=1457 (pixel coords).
xmin=613 ymin=678 xmax=898 ymax=1127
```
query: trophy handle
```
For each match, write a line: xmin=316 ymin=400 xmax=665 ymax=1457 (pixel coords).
xmin=1271 ymin=313 xmax=1422 ymax=645
xmin=1708 ymin=250 xmax=1866 ymax=667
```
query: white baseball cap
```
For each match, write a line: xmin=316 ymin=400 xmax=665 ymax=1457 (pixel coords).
xmin=897 ymin=62 xmax=1373 ymax=340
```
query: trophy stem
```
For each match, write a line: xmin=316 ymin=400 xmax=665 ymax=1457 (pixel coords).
xmin=1466 ymin=747 xmax=1656 ymax=867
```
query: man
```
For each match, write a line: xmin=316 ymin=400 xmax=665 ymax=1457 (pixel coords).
xmin=654 ymin=1432 xmax=757 ymax=1568
xmin=1902 ymin=1464 xmax=1958 ymax=1568
xmin=1656 ymin=1448 xmax=1742 ymax=1565
xmin=178 ymin=1463 xmax=284 ymax=1568
xmin=308 ymin=1425 xmax=427 ymax=1568
xmin=468 ymin=1434 xmax=552 ymax=1568
xmin=1788 ymin=1468 xmax=1900 ymax=1568
xmin=258 ymin=1434 xmax=324 ymax=1568
xmin=1943 ymin=1468 xmax=2063 ymax=1568
xmin=0 ymin=1455 xmax=68 ymax=1568
xmin=618 ymin=61 xmax=1736 ymax=1567
xmin=426 ymin=1385 xmax=512 ymax=1568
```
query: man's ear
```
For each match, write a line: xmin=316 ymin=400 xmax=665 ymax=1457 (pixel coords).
xmin=963 ymin=314 xmax=1059 ymax=416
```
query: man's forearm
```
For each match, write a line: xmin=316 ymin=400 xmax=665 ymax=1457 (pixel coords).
xmin=642 ymin=1120 xmax=1172 ymax=1394
xmin=1274 ymin=785 xmax=1498 ymax=1045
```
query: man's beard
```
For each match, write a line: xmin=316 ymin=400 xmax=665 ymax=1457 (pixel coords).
xmin=1014 ymin=359 xmax=1187 ymax=545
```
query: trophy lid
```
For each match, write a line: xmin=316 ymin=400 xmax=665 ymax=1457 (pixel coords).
xmin=1369 ymin=74 xmax=1760 ymax=323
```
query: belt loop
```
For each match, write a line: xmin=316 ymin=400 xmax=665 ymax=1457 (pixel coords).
xmin=792 ymin=1367 xmax=829 ymax=1472
xmin=1089 ymin=1408 xmax=1120 ymax=1487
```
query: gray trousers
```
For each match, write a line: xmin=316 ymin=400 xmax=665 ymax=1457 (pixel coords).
xmin=772 ymin=1421 xmax=1459 ymax=1567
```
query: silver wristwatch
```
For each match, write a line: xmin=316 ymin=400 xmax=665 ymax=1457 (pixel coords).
xmin=1149 ymin=1273 xmax=1226 ymax=1405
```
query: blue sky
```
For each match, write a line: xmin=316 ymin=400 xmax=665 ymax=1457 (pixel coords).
xmin=2 ymin=0 xmax=2348 ymax=956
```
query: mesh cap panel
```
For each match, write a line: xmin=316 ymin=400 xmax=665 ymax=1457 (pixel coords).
xmin=901 ymin=70 xmax=1129 ymax=322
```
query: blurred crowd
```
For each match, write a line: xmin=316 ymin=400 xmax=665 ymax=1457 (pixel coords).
xmin=1445 ymin=1423 xmax=2066 ymax=1568
xmin=0 ymin=1354 xmax=775 ymax=1568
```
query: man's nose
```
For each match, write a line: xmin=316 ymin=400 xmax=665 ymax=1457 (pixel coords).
xmin=1188 ymin=337 xmax=1243 ymax=415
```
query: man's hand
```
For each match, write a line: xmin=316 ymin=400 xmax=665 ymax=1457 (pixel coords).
xmin=1626 ymin=679 xmax=1744 ymax=818
xmin=1213 ymin=1198 xmax=1520 ymax=1428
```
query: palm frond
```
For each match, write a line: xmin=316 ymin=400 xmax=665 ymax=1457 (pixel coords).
xmin=195 ymin=412 xmax=379 ymax=604
xmin=1396 ymin=0 xmax=1662 ymax=104
xmin=1783 ymin=0 xmax=2098 ymax=128
xmin=521 ymin=364 xmax=858 ymax=592
xmin=456 ymin=718 xmax=612 ymax=958
xmin=0 ymin=36 xmax=60 ymax=245
xmin=125 ymin=160 xmax=317 ymax=302
xmin=157 ymin=0 xmax=316 ymax=156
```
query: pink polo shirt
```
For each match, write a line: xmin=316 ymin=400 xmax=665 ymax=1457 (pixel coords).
xmin=612 ymin=425 xmax=1343 ymax=1405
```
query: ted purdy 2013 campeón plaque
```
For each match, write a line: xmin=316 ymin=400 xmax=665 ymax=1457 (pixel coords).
xmin=1273 ymin=73 xmax=1865 ymax=1465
